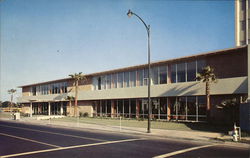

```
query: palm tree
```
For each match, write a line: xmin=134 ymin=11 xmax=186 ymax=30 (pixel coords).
xmin=69 ymin=72 xmax=86 ymax=117
xmin=196 ymin=66 xmax=217 ymax=121
xmin=66 ymin=96 xmax=75 ymax=116
xmin=8 ymin=89 xmax=17 ymax=112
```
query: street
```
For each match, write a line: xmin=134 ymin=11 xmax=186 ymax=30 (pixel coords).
xmin=0 ymin=120 xmax=249 ymax=158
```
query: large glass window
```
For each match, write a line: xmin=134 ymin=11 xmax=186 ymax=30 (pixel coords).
xmin=98 ymin=77 xmax=101 ymax=90
xmin=106 ymin=75 xmax=111 ymax=89
xmin=151 ymin=67 xmax=159 ymax=85
xmin=187 ymin=61 xmax=196 ymax=82
xmin=93 ymin=77 xmax=98 ymax=90
xmin=160 ymin=98 xmax=168 ymax=119
xmin=101 ymin=76 xmax=106 ymax=90
xmin=32 ymin=86 xmax=36 ymax=96
xmin=197 ymin=59 xmax=206 ymax=74
xmin=144 ymin=68 xmax=148 ymax=86
xmin=177 ymin=97 xmax=186 ymax=120
xmin=159 ymin=66 xmax=167 ymax=84
xmin=177 ymin=63 xmax=186 ymax=82
xmin=130 ymin=99 xmax=136 ymax=118
xmin=198 ymin=96 xmax=206 ymax=121
xmin=117 ymin=100 xmax=123 ymax=115
xmin=137 ymin=69 xmax=143 ymax=86
xmin=118 ymin=72 xmax=124 ymax=88
xmin=169 ymin=97 xmax=177 ymax=120
xmin=124 ymin=99 xmax=129 ymax=117
xmin=187 ymin=96 xmax=196 ymax=120
xmin=112 ymin=74 xmax=117 ymax=88
xmin=107 ymin=100 xmax=111 ymax=116
xmin=170 ymin=64 xmax=176 ymax=83
xmin=101 ymin=100 xmax=106 ymax=115
xmin=124 ymin=71 xmax=130 ymax=88
xmin=130 ymin=71 xmax=136 ymax=87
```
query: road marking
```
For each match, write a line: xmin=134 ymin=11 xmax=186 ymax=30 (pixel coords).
xmin=0 ymin=124 xmax=106 ymax=142
xmin=153 ymin=144 xmax=219 ymax=158
xmin=1 ymin=138 xmax=145 ymax=158
xmin=0 ymin=132 xmax=60 ymax=148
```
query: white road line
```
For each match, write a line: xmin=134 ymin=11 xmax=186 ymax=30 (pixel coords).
xmin=0 ymin=132 xmax=61 ymax=148
xmin=1 ymin=138 xmax=145 ymax=158
xmin=153 ymin=144 xmax=219 ymax=158
xmin=0 ymin=124 xmax=106 ymax=142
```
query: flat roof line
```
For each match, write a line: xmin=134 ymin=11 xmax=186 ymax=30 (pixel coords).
xmin=19 ymin=45 xmax=247 ymax=88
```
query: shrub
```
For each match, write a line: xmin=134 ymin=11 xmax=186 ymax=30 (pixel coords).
xmin=80 ymin=112 xmax=89 ymax=117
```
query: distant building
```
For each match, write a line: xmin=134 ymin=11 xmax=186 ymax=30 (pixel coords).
xmin=235 ymin=0 xmax=249 ymax=46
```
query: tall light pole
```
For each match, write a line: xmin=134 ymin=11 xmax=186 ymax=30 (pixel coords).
xmin=127 ymin=9 xmax=151 ymax=133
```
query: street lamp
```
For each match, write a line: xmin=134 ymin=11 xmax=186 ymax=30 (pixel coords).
xmin=127 ymin=9 xmax=151 ymax=133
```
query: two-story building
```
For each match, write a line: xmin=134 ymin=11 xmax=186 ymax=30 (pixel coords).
xmin=18 ymin=45 xmax=248 ymax=123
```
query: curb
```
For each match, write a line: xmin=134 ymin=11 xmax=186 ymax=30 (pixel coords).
xmin=1 ymin=118 xmax=249 ymax=148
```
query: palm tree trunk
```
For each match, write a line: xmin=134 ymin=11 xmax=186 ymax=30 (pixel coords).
xmin=74 ymin=81 xmax=78 ymax=117
xmin=206 ymin=82 xmax=211 ymax=121
xmin=10 ymin=94 xmax=13 ymax=112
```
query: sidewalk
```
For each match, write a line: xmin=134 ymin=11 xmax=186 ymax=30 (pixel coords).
xmin=1 ymin=113 xmax=249 ymax=147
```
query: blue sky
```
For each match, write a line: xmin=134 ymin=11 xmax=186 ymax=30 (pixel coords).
xmin=0 ymin=0 xmax=234 ymax=102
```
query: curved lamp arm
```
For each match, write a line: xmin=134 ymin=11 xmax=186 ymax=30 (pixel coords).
xmin=127 ymin=9 xmax=150 ymax=36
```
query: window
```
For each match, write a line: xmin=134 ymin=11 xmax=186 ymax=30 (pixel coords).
xmin=177 ymin=97 xmax=186 ymax=120
xmin=118 ymin=100 xmax=123 ymax=114
xmin=124 ymin=71 xmax=130 ymax=88
xmin=93 ymin=77 xmax=98 ymax=90
xmin=151 ymin=67 xmax=159 ymax=85
xmin=187 ymin=61 xmax=196 ymax=82
xmin=101 ymin=76 xmax=106 ymax=90
xmin=130 ymin=71 xmax=136 ymax=87
xmin=187 ymin=96 xmax=196 ymax=120
xmin=61 ymin=82 xmax=68 ymax=93
xmin=197 ymin=59 xmax=206 ymax=74
xmin=137 ymin=69 xmax=143 ymax=86
xmin=118 ymin=72 xmax=124 ymax=88
xmin=177 ymin=63 xmax=186 ymax=82
xmin=144 ymin=68 xmax=148 ymax=86
xmin=98 ymin=77 xmax=101 ymax=90
xmin=106 ymin=75 xmax=111 ymax=89
xmin=32 ymin=86 xmax=36 ymax=96
xmin=198 ymin=96 xmax=206 ymax=121
xmin=124 ymin=99 xmax=129 ymax=115
xmin=130 ymin=99 xmax=136 ymax=118
xmin=112 ymin=74 xmax=117 ymax=88
xmin=170 ymin=64 xmax=176 ymax=83
xmin=159 ymin=66 xmax=167 ymax=84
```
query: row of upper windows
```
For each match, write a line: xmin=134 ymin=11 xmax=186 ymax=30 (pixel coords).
xmin=92 ymin=60 xmax=206 ymax=91
xmin=30 ymin=82 xmax=68 ymax=96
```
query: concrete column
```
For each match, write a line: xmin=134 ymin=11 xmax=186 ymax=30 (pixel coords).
xmin=48 ymin=102 xmax=51 ymax=116
xmin=136 ymin=99 xmax=140 ymax=119
xmin=167 ymin=98 xmax=171 ymax=121
xmin=111 ymin=100 xmax=115 ymax=118
xmin=60 ymin=102 xmax=63 ymax=115
xmin=167 ymin=65 xmax=171 ymax=83
xmin=30 ymin=102 xmax=33 ymax=117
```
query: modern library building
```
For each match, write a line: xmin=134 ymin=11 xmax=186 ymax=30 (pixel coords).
xmin=18 ymin=45 xmax=248 ymax=123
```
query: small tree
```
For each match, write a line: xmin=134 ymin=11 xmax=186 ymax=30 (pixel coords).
xmin=196 ymin=66 xmax=217 ymax=121
xmin=69 ymin=72 xmax=86 ymax=117
xmin=8 ymin=89 xmax=16 ymax=112
xmin=66 ymin=96 xmax=75 ymax=116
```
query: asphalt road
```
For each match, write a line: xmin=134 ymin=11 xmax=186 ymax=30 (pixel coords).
xmin=0 ymin=120 xmax=249 ymax=158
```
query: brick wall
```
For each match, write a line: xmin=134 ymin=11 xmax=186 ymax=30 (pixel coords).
xmin=206 ymin=48 xmax=247 ymax=79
